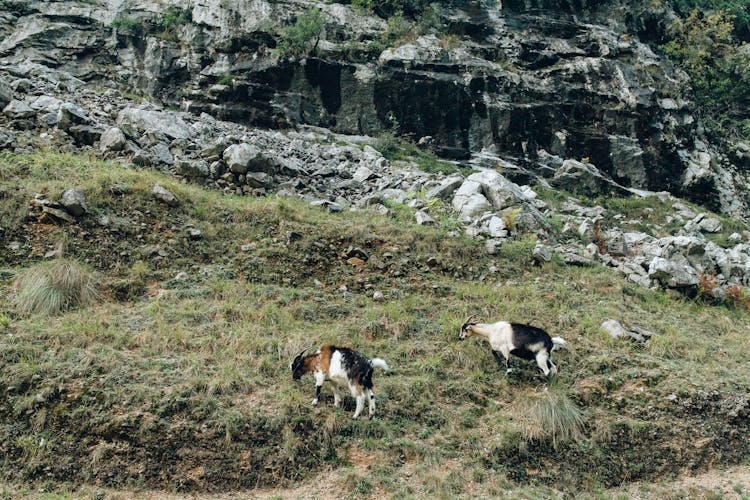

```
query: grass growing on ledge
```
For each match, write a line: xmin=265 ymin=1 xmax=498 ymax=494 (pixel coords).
xmin=1 ymin=151 xmax=750 ymax=496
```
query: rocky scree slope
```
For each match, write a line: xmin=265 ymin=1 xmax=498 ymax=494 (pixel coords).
xmin=1 ymin=0 xmax=749 ymax=215
xmin=2 ymin=1 xmax=750 ymax=300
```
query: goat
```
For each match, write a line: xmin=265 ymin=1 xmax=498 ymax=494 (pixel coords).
xmin=290 ymin=345 xmax=389 ymax=419
xmin=458 ymin=315 xmax=566 ymax=380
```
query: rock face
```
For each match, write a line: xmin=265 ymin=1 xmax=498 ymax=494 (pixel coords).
xmin=0 ymin=0 xmax=747 ymax=215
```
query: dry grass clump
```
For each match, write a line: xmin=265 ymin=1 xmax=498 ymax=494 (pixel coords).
xmin=13 ymin=258 xmax=99 ymax=316
xmin=519 ymin=388 xmax=585 ymax=450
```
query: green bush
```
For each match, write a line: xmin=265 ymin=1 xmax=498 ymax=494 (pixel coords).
xmin=277 ymin=8 xmax=325 ymax=58
xmin=161 ymin=6 xmax=192 ymax=30
xmin=111 ymin=14 xmax=141 ymax=36
xmin=663 ymin=8 xmax=750 ymax=138
xmin=13 ymin=259 xmax=99 ymax=316
xmin=669 ymin=0 xmax=750 ymax=39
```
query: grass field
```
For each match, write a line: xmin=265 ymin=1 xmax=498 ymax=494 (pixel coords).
xmin=1 ymin=151 xmax=749 ymax=497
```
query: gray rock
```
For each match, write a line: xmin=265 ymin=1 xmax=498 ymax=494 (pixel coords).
xmin=99 ymin=127 xmax=128 ymax=153
xmin=60 ymin=188 xmax=87 ymax=216
xmin=67 ymin=125 xmax=103 ymax=146
xmin=56 ymin=102 xmax=91 ymax=130
xmin=178 ymin=160 xmax=209 ymax=178
xmin=223 ymin=143 xmax=260 ymax=174
xmin=604 ymin=228 xmax=629 ymax=256
xmin=601 ymin=319 xmax=651 ymax=343
xmin=465 ymin=170 xmax=531 ymax=210
xmin=117 ymin=108 xmax=194 ymax=141
xmin=245 ymin=172 xmax=273 ymax=189
xmin=648 ymin=257 xmax=699 ymax=288
xmin=486 ymin=216 xmax=508 ymax=238
xmin=533 ymin=243 xmax=553 ymax=263
xmin=0 ymin=79 xmax=11 ymax=107
xmin=3 ymin=99 xmax=34 ymax=119
xmin=415 ymin=210 xmax=435 ymax=225
xmin=152 ymin=184 xmax=179 ymax=207
xmin=150 ymin=143 xmax=174 ymax=166
xmin=425 ymin=175 xmax=464 ymax=201
xmin=41 ymin=205 xmax=76 ymax=223
xmin=698 ymin=216 xmax=723 ymax=233
xmin=452 ymin=180 xmax=492 ymax=220
xmin=353 ymin=166 xmax=376 ymax=183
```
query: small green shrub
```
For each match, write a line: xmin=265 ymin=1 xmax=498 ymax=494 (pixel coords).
xmin=111 ymin=14 xmax=141 ymax=36
xmin=277 ymin=8 xmax=325 ymax=58
xmin=160 ymin=6 xmax=192 ymax=30
xmin=662 ymin=9 xmax=750 ymax=139
xmin=217 ymin=74 xmax=236 ymax=86
xmin=13 ymin=259 xmax=99 ymax=316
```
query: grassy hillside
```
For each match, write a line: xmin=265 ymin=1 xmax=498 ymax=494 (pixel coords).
xmin=1 ymin=151 xmax=749 ymax=496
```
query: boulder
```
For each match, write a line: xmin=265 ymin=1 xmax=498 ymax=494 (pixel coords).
xmin=415 ymin=210 xmax=435 ymax=225
xmin=60 ymin=188 xmax=87 ymax=216
xmin=99 ymin=127 xmax=128 ymax=153
xmin=3 ymin=99 xmax=34 ymax=119
xmin=152 ymin=184 xmax=179 ymax=207
xmin=117 ymin=108 xmax=194 ymax=141
xmin=56 ymin=102 xmax=91 ymax=130
xmin=648 ymin=257 xmax=699 ymax=289
xmin=425 ymin=175 xmax=464 ymax=201
xmin=452 ymin=180 xmax=492 ymax=220
xmin=223 ymin=143 xmax=260 ymax=174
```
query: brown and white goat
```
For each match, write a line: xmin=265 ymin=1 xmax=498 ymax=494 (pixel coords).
xmin=290 ymin=345 xmax=389 ymax=419
xmin=459 ymin=315 xmax=566 ymax=379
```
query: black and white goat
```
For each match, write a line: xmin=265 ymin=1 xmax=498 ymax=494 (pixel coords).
xmin=459 ymin=315 xmax=566 ymax=379
xmin=290 ymin=345 xmax=389 ymax=419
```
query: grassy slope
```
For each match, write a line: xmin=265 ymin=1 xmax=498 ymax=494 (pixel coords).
xmin=1 ymin=151 xmax=749 ymax=496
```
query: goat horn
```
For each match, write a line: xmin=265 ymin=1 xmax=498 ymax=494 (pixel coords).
xmin=293 ymin=347 xmax=308 ymax=360
xmin=465 ymin=314 xmax=478 ymax=324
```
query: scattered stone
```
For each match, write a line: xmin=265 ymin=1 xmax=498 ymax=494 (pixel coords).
xmin=41 ymin=205 xmax=76 ymax=223
xmin=3 ymin=99 xmax=34 ymax=119
xmin=152 ymin=184 xmax=179 ymax=207
xmin=372 ymin=291 xmax=384 ymax=301
xmin=601 ymin=319 xmax=653 ymax=343
xmin=187 ymin=228 xmax=202 ymax=240
xmin=415 ymin=210 xmax=435 ymax=225
xmin=223 ymin=143 xmax=260 ymax=174
xmin=532 ymin=243 xmax=552 ymax=264
xmin=60 ymin=188 xmax=87 ymax=216
xmin=345 ymin=247 xmax=369 ymax=261
xmin=648 ymin=257 xmax=699 ymax=289
xmin=99 ymin=127 xmax=127 ymax=153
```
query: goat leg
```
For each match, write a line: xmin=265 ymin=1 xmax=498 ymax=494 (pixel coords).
xmin=312 ymin=384 xmax=322 ymax=406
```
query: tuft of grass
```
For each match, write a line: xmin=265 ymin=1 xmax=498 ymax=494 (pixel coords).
xmin=519 ymin=388 xmax=584 ymax=450
xmin=13 ymin=259 xmax=99 ymax=316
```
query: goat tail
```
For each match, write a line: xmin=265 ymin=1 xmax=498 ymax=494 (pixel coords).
xmin=551 ymin=336 xmax=567 ymax=350
xmin=370 ymin=358 xmax=389 ymax=372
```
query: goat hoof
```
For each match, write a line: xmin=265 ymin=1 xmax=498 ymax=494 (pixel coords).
xmin=505 ymin=369 xmax=513 ymax=375
xmin=311 ymin=399 xmax=318 ymax=406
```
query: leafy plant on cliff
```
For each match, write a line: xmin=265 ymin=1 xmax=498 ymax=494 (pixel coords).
xmin=111 ymin=14 xmax=142 ymax=36
xmin=276 ymin=8 xmax=325 ymax=58
xmin=669 ymin=0 xmax=750 ymax=39
xmin=663 ymin=9 xmax=750 ymax=138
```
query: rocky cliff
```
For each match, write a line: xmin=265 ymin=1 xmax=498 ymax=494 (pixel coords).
xmin=1 ymin=0 xmax=747 ymax=215
xmin=4 ymin=0 xmax=750 ymax=300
